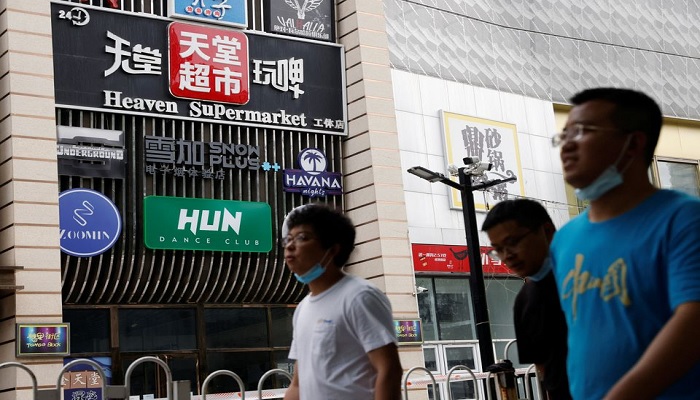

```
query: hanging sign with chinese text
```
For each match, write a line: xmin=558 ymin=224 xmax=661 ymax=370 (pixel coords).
xmin=441 ymin=111 xmax=525 ymax=210
xmin=411 ymin=243 xmax=512 ymax=275
xmin=51 ymin=3 xmax=346 ymax=135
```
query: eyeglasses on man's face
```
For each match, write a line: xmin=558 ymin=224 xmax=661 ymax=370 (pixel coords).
xmin=487 ymin=229 xmax=536 ymax=261
xmin=551 ymin=124 xmax=624 ymax=147
xmin=281 ymin=231 xmax=315 ymax=247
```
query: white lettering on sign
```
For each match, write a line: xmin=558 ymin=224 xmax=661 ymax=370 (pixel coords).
xmin=177 ymin=208 xmax=242 ymax=235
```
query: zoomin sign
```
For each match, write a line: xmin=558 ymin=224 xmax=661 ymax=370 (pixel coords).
xmin=144 ymin=196 xmax=272 ymax=252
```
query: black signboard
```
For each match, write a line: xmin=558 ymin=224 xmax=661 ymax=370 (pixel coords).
xmin=51 ymin=3 xmax=347 ymax=135
xmin=263 ymin=0 xmax=335 ymax=42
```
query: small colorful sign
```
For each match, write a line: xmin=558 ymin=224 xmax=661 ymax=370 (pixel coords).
xmin=62 ymin=357 xmax=112 ymax=400
xmin=59 ymin=189 xmax=122 ymax=257
xmin=144 ymin=196 xmax=272 ymax=252
xmin=17 ymin=324 xmax=70 ymax=357
xmin=283 ymin=148 xmax=342 ymax=198
xmin=168 ymin=22 xmax=250 ymax=105
xmin=168 ymin=0 xmax=247 ymax=28
xmin=394 ymin=320 xmax=422 ymax=344
xmin=264 ymin=0 xmax=335 ymax=42
xmin=411 ymin=243 xmax=512 ymax=275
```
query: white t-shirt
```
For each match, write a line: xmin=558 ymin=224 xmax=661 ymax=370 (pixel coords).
xmin=288 ymin=274 xmax=397 ymax=400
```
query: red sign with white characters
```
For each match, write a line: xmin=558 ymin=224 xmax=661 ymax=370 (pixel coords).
xmin=168 ymin=22 xmax=249 ymax=104
xmin=411 ymin=243 xmax=512 ymax=275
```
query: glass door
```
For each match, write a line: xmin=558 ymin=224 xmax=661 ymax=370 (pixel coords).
xmin=423 ymin=343 xmax=482 ymax=400
xmin=121 ymin=354 xmax=200 ymax=398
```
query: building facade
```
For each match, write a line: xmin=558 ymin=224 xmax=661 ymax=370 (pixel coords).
xmin=1 ymin=1 xmax=699 ymax=400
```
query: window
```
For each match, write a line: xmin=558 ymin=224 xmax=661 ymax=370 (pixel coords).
xmin=654 ymin=159 xmax=700 ymax=197
xmin=205 ymin=308 xmax=268 ymax=348
xmin=64 ymin=308 xmax=111 ymax=353
xmin=119 ymin=308 xmax=197 ymax=351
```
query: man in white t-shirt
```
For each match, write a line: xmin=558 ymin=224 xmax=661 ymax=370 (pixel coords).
xmin=281 ymin=204 xmax=402 ymax=400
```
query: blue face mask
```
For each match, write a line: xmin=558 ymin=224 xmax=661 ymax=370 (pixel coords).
xmin=294 ymin=263 xmax=326 ymax=284
xmin=574 ymin=165 xmax=624 ymax=201
xmin=294 ymin=251 xmax=330 ymax=284
xmin=574 ymin=136 xmax=632 ymax=202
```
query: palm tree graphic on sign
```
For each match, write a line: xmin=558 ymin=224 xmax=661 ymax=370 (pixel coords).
xmin=299 ymin=148 xmax=326 ymax=175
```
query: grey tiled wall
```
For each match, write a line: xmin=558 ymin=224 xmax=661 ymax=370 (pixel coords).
xmin=385 ymin=0 xmax=700 ymax=119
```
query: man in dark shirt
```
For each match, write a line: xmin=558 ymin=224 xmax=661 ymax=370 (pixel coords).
xmin=482 ymin=199 xmax=571 ymax=400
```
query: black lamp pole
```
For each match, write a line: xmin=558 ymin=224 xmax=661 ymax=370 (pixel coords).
xmin=458 ymin=167 xmax=495 ymax=371
xmin=407 ymin=165 xmax=516 ymax=371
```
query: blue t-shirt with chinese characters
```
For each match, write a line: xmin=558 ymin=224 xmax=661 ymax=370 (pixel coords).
xmin=551 ymin=189 xmax=700 ymax=399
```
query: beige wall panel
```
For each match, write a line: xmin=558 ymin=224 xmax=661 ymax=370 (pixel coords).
xmin=13 ymin=226 xmax=59 ymax=248
xmin=347 ymin=114 xmax=370 ymax=137
xmin=377 ymin=202 xmax=411 ymax=221
xmin=370 ymin=147 xmax=401 ymax=167
xmin=11 ymin=137 xmax=57 ymax=160
xmin=343 ymin=167 xmax=374 ymax=188
xmin=0 ymin=248 xmax=16 ymax=266
xmin=6 ymin=32 xmax=52 ymax=57
xmin=9 ymin=74 xmax=55 ymax=98
xmin=347 ymin=256 xmax=412 ymax=276
xmin=343 ymin=131 xmax=370 ymax=155
xmin=345 ymin=201 xmax=379 ymax=222
xmin=12 ymin=181 xmax=60 ymax=203
xmin=366 ymin=113 xmax=398 ymax=133
xmin=346 ymin=80 xmax=366 ymax=103
xmin=374 ymin=182 xmax=405 ymax=201
xmin=345 ymin=185 xmax=377 ymax=211
xmin=6 ymin=0 xmax=51 ymax=13
xmin=353 ymin=238 xmax=382 ymax=261
xmin=0 ymin=227 xmax=16 ymax=246
xmin=677 ymin=125 xmax=700 ymax=160
xmin=13 ymin=361 xmax=64 ymax=387
xmin=14 ymin=248 xmax=60 ymax=270
xmin=358 ymin=46 xmax=390 ymax=65
xmin=8 ymin=53 xmax=54 ymax=77
xmin=7 ymin=96 xmax=55 ymax=119
xmin=343 ymin=149 xmax=372 ymax=172
xmin=0 ymin=204 xmax=13 ymax=227
xmin=13 ymin=203 xmax=59 ymax=225
xmin=7 ymin=10 xmax=51 ymax=35
xmin=343 ymin=46 xmax=362 ymax=68
xmin=378 ymin=219 xmax=409 ymax=238
xmin=388 ymin=293 xmax=421 ymax=314
xmin=0 ymin=139 xmax=11 ymax=164
xmin=357 ymin=29 xmax=389 ymax=49
xmin=355 ymin=220 xmax=380 ymax=240
xmin=656 ymin=124 xmax=682 ymax=158
xmin=372 ymin=164 xmax=403 ymax=184
xmin=379 ymin=237 xmax=411 ymax=257
xmin=11 ymin=159 xmax=57 ymax=182
xmin=368 ymin=274 xmax=414 ymax=293
xmin=15 ymin=293 xmax=62 ymax=316
xmin=0 ymin=297 xmax=16 ymax=321
xmin=15 ymin=270 xmax=60 ymax=292
xmin=6 ymin=116 xmax=56 ymax=140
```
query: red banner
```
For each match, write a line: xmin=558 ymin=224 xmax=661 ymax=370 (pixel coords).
xmin=411 ymin=243 xmax=512 ymax=275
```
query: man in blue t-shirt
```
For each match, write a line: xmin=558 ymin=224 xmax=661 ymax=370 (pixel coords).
xmin=550 ymin=87 xmax=700 ymax=399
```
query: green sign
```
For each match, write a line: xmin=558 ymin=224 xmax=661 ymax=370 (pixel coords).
xmin=144 ymin=196 xmax=272 ymax=252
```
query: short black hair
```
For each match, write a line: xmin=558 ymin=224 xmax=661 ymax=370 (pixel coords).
xmin=481 ymin=199 xmax=553 ymax=232
xmin=284 ymin=204 xmax=356 ymax=267
xmin=570 ymin=87 xmax=662 ymax=165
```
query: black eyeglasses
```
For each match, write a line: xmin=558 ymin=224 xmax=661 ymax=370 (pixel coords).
xmin=281 ymin=232 xmax=315 ymax=247
xmin=551 ymin=124 xmax=623 ymax=147
xmin=487 ymin=230 xmax=536 ymax=261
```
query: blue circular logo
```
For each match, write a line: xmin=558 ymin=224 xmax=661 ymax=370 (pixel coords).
xmin=58 ymin=189 xmax=122 ymax=257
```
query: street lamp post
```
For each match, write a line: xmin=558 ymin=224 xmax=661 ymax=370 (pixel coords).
xmin=407 ymin=163 xmax=516 ymax=371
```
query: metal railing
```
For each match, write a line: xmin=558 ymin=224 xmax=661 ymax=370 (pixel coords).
xmin=1 ymin=356 xmax=541 ymax=400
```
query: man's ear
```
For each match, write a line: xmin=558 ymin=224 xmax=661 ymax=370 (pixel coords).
xmin=627 ymin=131 xmax=648 ymax=158
xmin=543 ymin=222 xmax=556 ymax=241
